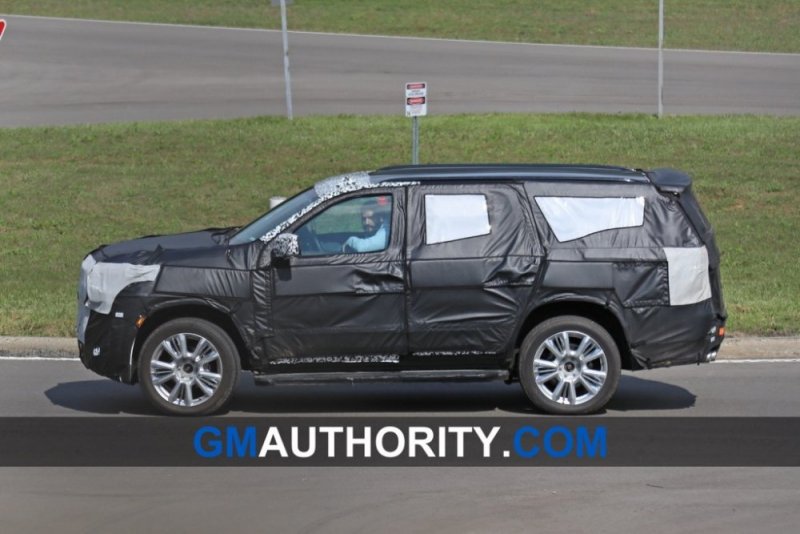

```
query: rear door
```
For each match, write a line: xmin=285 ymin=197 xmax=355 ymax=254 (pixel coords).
xmin=405 ymin=183 xmax=542 ymax=369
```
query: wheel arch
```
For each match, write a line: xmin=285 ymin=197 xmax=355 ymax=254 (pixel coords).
xmin=514 ymin=300 xmax=636 ymax=372
xmin=132 ymin=301 xmax=253 ymax=383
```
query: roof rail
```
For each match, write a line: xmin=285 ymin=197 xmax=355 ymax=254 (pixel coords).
xmin=370 ymin=163 xmax=649 ymax=184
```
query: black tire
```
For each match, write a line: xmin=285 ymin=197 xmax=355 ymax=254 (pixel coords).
xmin=519 ymin=315 xmax=620 ymax=415
xmin=138 ymin=318 xmax=240 ymax=416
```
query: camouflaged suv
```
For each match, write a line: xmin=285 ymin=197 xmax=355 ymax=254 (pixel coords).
xmin=78 ymin=164 xmax=726 ymax=415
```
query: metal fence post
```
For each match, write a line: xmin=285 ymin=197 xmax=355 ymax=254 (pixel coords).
xmin=658 ymin=0 xmax=664 ymax=118
xmin=279 ymin=0 xmax=294 ymax=120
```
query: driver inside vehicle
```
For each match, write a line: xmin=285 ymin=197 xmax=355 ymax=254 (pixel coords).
xmin=342 ymin=200 xmax=389 ymax=253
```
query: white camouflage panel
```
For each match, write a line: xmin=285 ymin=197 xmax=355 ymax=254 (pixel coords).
xmin=663 ymin=246 xmax=712 ymax=305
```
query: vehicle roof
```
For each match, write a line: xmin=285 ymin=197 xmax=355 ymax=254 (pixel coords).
xmin=370 ymin=164 xmax=651 ymax=184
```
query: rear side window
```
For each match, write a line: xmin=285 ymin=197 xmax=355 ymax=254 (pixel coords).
xmin=425 ymin=194 xmax=491 ymax=244
xmin=535 ymin=196 xmax=645 ymax=242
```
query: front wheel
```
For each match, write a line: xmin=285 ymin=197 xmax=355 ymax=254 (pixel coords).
xmin=519 ymin=316 xmax=621 ymax=415
xmin=138 ymin=318 xmax=240 ymax=415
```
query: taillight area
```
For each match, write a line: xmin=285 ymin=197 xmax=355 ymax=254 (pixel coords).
xmin=704 ymin=324 xmax=726 ymax=363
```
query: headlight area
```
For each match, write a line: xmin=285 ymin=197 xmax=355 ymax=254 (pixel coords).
xmin=79 ymin=285 xmax=154 ymax=384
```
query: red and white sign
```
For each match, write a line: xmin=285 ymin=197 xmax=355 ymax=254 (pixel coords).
xmin=405 ymin=81 xmax=427 ymax=117
xmin=0 ymin=20 xmax=6 ymax=41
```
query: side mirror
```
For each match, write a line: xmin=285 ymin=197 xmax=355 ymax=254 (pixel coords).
xmin=271 ymin=233 xmax=299 ymax=260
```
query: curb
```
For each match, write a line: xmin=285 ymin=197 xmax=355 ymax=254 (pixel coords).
xmin=717 ymin=336 xmax=800 ymax=359
xmin=0 ymin=337 xmax=78 ymax=359
xmin=0 ymin=336 xmax=799 ymax=360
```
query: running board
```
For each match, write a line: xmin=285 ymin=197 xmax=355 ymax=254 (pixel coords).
xmin=253 ymin=369 xmax=510 ymax=386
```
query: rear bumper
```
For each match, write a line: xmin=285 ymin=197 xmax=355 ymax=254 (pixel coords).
xmin=626 ymin=300 xmax=726 ymax=369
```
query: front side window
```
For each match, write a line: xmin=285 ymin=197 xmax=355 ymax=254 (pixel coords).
xmin=425 ymin=194 xmax=491 ymax=244
xmin=296 ymin=195 xmax=393 ymax=256
xmin=535 ymin=196 xmax=645 ymax=242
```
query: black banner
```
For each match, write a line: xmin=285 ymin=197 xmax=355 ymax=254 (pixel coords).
xmin=1 ymin=417 xmax=798 ymax=466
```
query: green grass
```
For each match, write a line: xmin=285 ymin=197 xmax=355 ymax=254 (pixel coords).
xmin=2 ymin=1 xmax=799 ymax=53
xmin=0 ymin=113 xmax=798 ymax=336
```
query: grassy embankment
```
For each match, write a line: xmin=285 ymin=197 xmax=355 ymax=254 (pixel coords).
xmin=2 ymin=0 xmax=799 ymax=53
xmin=0 ymin=113 xmax=797 ymax=336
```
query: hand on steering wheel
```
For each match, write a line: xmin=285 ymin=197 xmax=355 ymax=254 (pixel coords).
xmin=297 ymin=226 xmax=323 ymax=254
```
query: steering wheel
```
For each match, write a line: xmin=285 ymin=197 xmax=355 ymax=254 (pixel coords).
xmin=296 ymin=226 xmax=323 ymax=254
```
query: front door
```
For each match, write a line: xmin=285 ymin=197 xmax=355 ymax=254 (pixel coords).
xmin=266 ymin=189 xmax=407 ymax=369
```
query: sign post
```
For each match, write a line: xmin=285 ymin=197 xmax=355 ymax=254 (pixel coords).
xmin=405 ymin=82 xmax=427 ymax=165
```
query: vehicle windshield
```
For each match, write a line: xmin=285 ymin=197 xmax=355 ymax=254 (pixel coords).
xmin=229 ymin=187 xmax=319 ymax=245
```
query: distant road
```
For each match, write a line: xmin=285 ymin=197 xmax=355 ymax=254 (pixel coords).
xmin=1 ymin=15 xmax=799 ymax=126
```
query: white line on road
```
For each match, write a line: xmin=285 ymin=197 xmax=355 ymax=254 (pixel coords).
xmin=716 ymin=358 xmax=800 ymax=364
xmin=0 ymin=356 xmax=79 ymax=362
xmin=4 ymin=13 xmax=799 ymax=57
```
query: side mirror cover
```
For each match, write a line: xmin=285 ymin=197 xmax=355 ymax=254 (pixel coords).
xmin=271 ymin=233 xmax=299 ymax=260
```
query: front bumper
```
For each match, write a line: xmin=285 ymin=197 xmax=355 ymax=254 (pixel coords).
xmin=79 ymin=304 xmax=143 ymax=384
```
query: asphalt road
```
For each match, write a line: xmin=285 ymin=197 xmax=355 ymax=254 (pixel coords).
xmin=2 ymin=466 xmax=798 ymax=534
xmin=0 ymin=357 xmax=799 ymax=533
xmin=1 ymin=15 xmax=799 ymax=127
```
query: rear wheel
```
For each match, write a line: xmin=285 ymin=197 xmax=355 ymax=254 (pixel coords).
xmin=519 ymin=316 xmax=620 ymax=415
xmin=138 ymin=318 xmax=240 ymax=415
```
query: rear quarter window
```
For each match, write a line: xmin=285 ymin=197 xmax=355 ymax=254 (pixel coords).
xmin=535 ymin=196 xmax=645 ymax=242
